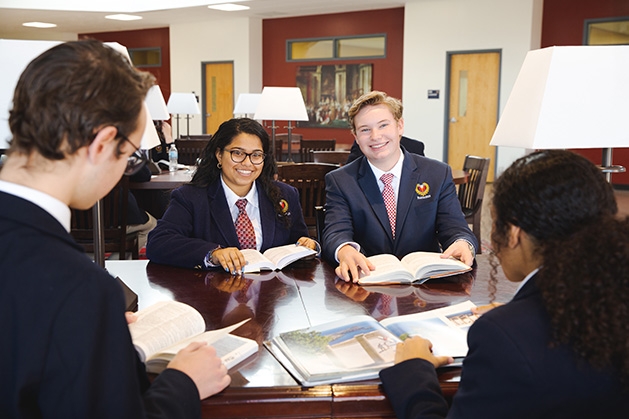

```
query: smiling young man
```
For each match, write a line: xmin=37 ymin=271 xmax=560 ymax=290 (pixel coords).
xmin=321 ymin=91 xmax=477 ymax=282
xmin=0 ymin=40 xmax=230 ymax=418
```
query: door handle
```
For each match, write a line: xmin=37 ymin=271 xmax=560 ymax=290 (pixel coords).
xmin=450 ymin=117 xmax=457 ymax=123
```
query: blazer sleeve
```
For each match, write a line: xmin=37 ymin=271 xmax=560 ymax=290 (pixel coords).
xmin=146 ymin=187 xmax=222 ymax=269
xmin=321 ymin=170 xmax=357 ymax=263
xmin=277 ymin=182 xmax=310 ymax=245
xmin=433 ymin=165 xmax=479 ymax=252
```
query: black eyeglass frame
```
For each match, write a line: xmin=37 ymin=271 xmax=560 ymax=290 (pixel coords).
xmin=119 ymin=134 xmax=148 ymax=176
xmin=225 ymin=148 xmax=266 ymax=165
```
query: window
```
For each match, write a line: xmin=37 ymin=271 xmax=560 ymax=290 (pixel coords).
xmin=288 ymin=35 xmax=386 ymax=61
xmin=584 ymin=17 xmax=629 ymax=45
xmin=128 ymin=47 xmax=162 ymax=67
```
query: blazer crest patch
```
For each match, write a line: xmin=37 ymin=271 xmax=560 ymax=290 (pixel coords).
xmin=279 ymin=199 xmax=289 ymax=214
xmin=415 ymin=182 xmax=430 ymax=196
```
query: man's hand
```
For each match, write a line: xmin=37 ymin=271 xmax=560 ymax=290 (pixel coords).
xmin=168 ymin=342 xmax=231 ymax=400
xmin=394 ymin=336 xmax=453 ymax=368
xmin=335 ymin=245 xmax=375 ymax=282
xmin=441 ymin=240 xmax=475 ymax=266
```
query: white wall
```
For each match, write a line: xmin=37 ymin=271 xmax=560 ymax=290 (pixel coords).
xmin=402 ymin=0 xmax=543 ymax=175
xmin=169 ymin=17 xmax=262 ymax=136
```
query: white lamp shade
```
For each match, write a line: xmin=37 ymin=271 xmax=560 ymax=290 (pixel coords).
xmin=254 ymin=86 xmax=308 ymax=121
xmin=490 ymin=45 xmax=629 ymax=149
xmin=145 ymin=85 xmax=170 ymax=120
xmin=233 ymin=93 xmax=261 ymax=115
xmin=167 ymin=92 xmax=200 ymax=115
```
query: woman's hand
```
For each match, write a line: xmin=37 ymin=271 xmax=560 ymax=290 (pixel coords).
xmin=394 ymin=336 xmax=454 ymax=368
xmin=296 ymin=236 xmax=318 ymax=251
xmin=211 ymin=247 xmax=247 ymax=275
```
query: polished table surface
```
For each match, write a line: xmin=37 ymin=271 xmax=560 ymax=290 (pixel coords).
xmin=107 ymin=255 xmax=517 ymax=418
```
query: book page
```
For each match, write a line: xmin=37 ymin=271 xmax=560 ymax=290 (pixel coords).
xmin=357 ymin=254 xmax=414 ymax=285
xmin=129 ymin=301 xmax=206 ymax=362
xmin=380 ymin=300 xmax=477 ymax=358
xmin=400 ymin=251 xmax=472 ymax=283
xmin=267 ymin=315 xmax=401 ymax=385
xmin=240 ymin=249 xmax=274 ymax=272
xmin=262 ymin=244 xmax=317 ymax=269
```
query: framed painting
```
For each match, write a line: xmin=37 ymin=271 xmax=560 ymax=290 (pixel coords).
xmin=296 ymin=64 xmax=373 ymax=128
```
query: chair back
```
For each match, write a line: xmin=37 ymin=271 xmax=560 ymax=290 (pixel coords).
xmin=275 ymin=133 xmax=302 ymax=161
xmin=175 ymin=138 xmax=211 ymax=165
xmin=300 ymin=139 xmax=336 ymax=162
xmin=70 ymin=176 xmax=139 ymax=260
xmin=276 ymin=163 xmax=338 ymax=239
xmin=311 ymin=150 xmax=350 ymax=166
xmin=458 ymin=155 xmax=490 ymax=251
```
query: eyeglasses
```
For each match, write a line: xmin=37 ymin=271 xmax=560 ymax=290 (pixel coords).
xmin=225 ymin=148 xmax=266 ymax=165
xmin=119 ymin=135 xmax=148 ymax=176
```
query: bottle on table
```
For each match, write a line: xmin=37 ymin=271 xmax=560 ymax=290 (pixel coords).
xmin=168 ymin=144 xmax=178 ymax=172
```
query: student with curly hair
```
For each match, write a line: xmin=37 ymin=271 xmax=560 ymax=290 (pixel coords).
xmin=379 ymin=150 xmax=629 ymax=417
xmin=146 ymin=118 xmax=317 ymax=273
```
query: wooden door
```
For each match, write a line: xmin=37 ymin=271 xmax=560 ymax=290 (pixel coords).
xmin=203 ymin=62 xmax=234 ymax=134
xmin=446 ymin=51 xmax=499 ymax=181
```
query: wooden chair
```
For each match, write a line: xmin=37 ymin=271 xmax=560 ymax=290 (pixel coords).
xmin=174 ymin=138 xmax=211 ymax=165
xmin=276 ymin=163 xmax=339 ymax=239
xmin=70 ymin=176 xmax=139 ymax=260
xmin=458 ymin=155 xmax=491 ymax=253
xmin=299 ymin=139 xmax=336 ymax=162
xmin=275 ymin=133 xmax=302 ymax=161
xmin=311 ymin=150 xmax=350 ymax=166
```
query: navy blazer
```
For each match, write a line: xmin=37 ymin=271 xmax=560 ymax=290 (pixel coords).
xmin=146 ymin=179 xmax=309 ymax=269
xmin=321 ymin=151 xmax=476 ymax=263
xmin=0 ymin=191 xmax=200 ymax=418
xmin=380 ymin=277 xmax=629 ymax=418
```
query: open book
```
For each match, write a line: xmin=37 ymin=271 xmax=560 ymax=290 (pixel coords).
xmin=241 ymin=243 xmax=317 ymax=273
xmin=357 ymin=251 xmax=472 ymax=285
xmin=129 ymin=300 xmax=258 ymax=374
xmin=264 ymin=300 xmax=477 ymax=386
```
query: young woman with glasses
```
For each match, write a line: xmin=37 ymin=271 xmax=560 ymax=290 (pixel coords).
xmin=146 ymin=118 xmax=317 ymax=272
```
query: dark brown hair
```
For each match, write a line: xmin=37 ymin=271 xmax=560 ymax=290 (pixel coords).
xmin=9 ymin=39 xmax=154 ymax=159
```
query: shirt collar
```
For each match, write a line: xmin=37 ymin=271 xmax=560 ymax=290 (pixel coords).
xmin=514 ymin=267 xmax=541 ymax=296
xmin=0 ymin=180 xmax=71 ymax=232
xmin=220 ymin=176 xmax=259 ymax=210
xmin=368 ymin=149 xmax=405 ymax=182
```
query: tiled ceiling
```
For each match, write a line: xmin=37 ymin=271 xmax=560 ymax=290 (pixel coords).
xmin=0 ymin=0 xmax=407 ymax=38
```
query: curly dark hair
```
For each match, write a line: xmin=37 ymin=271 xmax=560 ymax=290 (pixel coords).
xmin=8 ymin=39 xmax=154 ymax=160
xmin=490 ymin=149 xmax=629 ymax=386
xmin=190 ymin=118 xmax=288 ymax=222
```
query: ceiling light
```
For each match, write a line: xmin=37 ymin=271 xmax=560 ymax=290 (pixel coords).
xmin=208 ymin=3 xmax=250 ymax=12
xmin=105 ymin=14 xmax=143 ymax=21
xmin=22 ymin=22 xmax=57 ymax=28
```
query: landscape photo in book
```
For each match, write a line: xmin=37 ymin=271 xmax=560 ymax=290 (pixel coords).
xmin=275 ymin=316 xmax=399 ymax=381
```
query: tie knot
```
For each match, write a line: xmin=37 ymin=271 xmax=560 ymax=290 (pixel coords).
xmin=380 ymin=173 xmax=394 ymax=185
xmin=236 ymin=199 xmax=248 ymax=212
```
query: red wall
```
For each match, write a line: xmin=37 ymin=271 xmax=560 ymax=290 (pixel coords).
xmin=542 ymin=0 xmax=629 ymax=185
xmin=262 ymin=8 xmax=405 ymax=148
xmin=79 ymin=27 xmax=171 ymax=102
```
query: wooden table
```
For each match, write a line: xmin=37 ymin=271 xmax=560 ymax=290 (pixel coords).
xmin=129 ymin=169 xmax=193 ymax=218
xmin=106 ymin=255 xmax=517 ymax=418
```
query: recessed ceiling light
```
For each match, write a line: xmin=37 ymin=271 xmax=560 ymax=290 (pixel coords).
xmin=208 ymin=4 xmax=250 ymax=12
xmin=105 ymin=14 xmax=143 ymax=21
xmin=22 ymin=22 xmax=57 ymax=28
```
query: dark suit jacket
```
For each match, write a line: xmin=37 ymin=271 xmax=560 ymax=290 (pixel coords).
xmin=346 ymin=135 xmax=425 ymax=164
xmin=379 ymin=277 xmax=629 ymax=418
xmin=322 ymin=150 xmax=476 ymax=263
xmin=146 ymin=180 xmax=309 ymax=269
xmin=0 ymin=191 xmax=200 ymax=418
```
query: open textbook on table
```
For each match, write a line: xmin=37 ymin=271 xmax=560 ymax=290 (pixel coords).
xmin=356 ymin=251 xmax=472 ymax=285
xmin=129 ymin=300 xmax=258 ymax=373
xmin=264 ymin=300 xmax=477 ymax=386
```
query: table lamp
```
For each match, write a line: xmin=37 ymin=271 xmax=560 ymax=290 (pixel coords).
xmin=254 ymin=86 xmax=309 ymax=162
xmin=490 ymin=45 xmax=629 ymax=182
xmin=233 ymin=93 xmax=261 ymax=118
xmin=167 ymin=92 xmax=201 ymax=139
